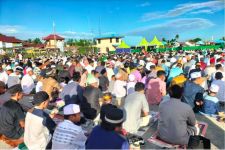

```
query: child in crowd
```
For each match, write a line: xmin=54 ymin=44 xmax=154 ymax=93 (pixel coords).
xmin=203 ymin=84 xmax=220 ymax=115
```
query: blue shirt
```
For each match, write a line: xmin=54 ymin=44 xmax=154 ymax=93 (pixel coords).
xmin=203 ymin=95 xmax=220 ymax=115
xmin=168 ymin=67 xmax=183 ymax=83
xmin=86 ymin=125 xmax=129 ymax=149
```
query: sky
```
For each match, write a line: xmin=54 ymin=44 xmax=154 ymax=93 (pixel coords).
xmin=0 ymin=0 xmax=224 ymax=41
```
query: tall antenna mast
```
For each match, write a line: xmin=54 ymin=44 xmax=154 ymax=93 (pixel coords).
xmin=53 ymin=21 xmax=56 ymax=48
xmin=98 ymin=16 xmax=101 ymax=36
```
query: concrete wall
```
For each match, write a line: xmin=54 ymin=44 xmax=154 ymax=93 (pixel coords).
xmin=95 ymin=38 xmax=122 ymax=53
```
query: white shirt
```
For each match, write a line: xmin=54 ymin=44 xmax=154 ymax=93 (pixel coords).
xmin=36 ymin=81 xmax=43 ymax=93
xmin=0 ymin=71 xmax=8 ymax=84
xmin=7 ymin=73 xmax=20 ymax=88
xmin=21 ymin=74 xmax=35 ymax=94
xmin=212 ymin=80 xmax=225 ymax=102
xmin=85 ymin=65 xmax=94 ymax=74
xmin=106 ymin=68 xmax=114 ymax=81
xmin=112 ymin=80 xmax=127 ymax=98
xmin=127 ymin=82 xmax=136 ymax=95
xmin=52 ymin=120 xmax=87 ymax=149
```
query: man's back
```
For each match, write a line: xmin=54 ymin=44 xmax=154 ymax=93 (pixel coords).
xmin=60 ymin=81 xmax=83 ymax=105
xmin=0 ymin=100 xmax=25 ymax=139
xmin=123 ymin=92 xmax=149 ymax=133
xmin=182 ymin=80 xmax=204 ymax=108
xmin=86 ymin=125 xmax=128 ymax=149
xmin=158 ymin=98 xmax=196 ymax=145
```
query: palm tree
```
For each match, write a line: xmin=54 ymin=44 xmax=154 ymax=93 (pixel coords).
xmin=162 ymin=37 xmax=166 ymax=42
xmin=175 ymin=34 xmax=179 ymax=41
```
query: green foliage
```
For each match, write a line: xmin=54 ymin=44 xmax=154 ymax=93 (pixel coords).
xmin=189 ymin=38 xmax=202 ymax=43
xmin=33 ymin=38 xmax=42 ymax=44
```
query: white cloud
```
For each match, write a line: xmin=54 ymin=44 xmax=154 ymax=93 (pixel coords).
xmin=61 ymin=31 xmax=94 ymax=39
xmin=128 ymin=18 xmax=214 ymax=40
xmin=141 ymin=1 xmax=224 ymax=21
xmin=0 ymin=25 xmax=24 ymax=34
xmin=137 ymin=2 xmax=151 ymax=7
xmin=190 ymin=9 xmax=214 ymax=14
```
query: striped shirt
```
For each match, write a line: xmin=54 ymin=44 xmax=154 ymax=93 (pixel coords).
xmin=52 ymin=120 xmax=87 ymax=149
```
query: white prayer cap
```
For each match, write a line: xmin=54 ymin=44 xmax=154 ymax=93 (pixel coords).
xmin=129 ymin=74 xmax=135 ymax=82
xmin=15 ymin=62 xmax=19 ymax=65
xmin=26 ymin=67 xmax=33 ymax=73
xmin=190 ymin=72 xmax=201 ymax=79
xmin=139 ymin=60 xmax=145 ymax=66
xmin=63 ymin=104 xmax=80 ymax=115
xmin=210 ymin=84 xmax=219 ymax=93
xmin=51 ymin=65 xmax=56 ymax=68
xmin=146 ymin=57 xmax=151 ymax=61
xmin=5 ymin=66 xmax=12 ymax=71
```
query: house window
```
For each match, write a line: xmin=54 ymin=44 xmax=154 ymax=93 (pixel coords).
xmin=110 ymin=38 xmax=112 ymax=43
xmin=116 ymin=38 xmax=119 ymax=43
xmin=98 ymin=39 xmax=101 ymax=44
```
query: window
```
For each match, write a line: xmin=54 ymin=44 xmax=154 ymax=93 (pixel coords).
xmin=116 ymin=38 xmax=119 ymax=43
xmin=98 ymin=39 xmax=101 ymax=44
xmin=110 ymin=38 xmax=112 ymax=43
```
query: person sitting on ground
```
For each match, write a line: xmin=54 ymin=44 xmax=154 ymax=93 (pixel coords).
xmin=202 ymin=84 xmax=220 ymax=115
xmin=158 ymin=85 xmax=197 ymax=145
xmin=182 ymin=72 xmax=205 ymax=108
xmin=24 ymin=91 xmax=56 ymax=150
xmin=52 ymin=104 xmax=87 ymax=149
xmin=123 ymin=82 xmax=150 ymax=134
xmin=126 ymin=74 xmax=136 ymax=95
xmin=85 ymin=107 xmax=129 ymax=149
xmin=146 ymin=70 xmax=166 ymax=105
xmin=0 ymin=84 xmax=24 ymax=145
xmin=211 ymin=72 xmax=225 ymax=104
xmin=0 ymin=81 xmax=10 ymax=106
xmin=100 ymin=92 xmax=117 ymax=122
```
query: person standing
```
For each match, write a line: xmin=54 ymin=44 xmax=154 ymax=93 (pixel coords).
xmin=52 ymin=104 xmax=87 ymax=149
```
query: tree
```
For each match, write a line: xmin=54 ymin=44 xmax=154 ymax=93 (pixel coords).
xmin=162 ymin=37 xmax=166 ymax=42
xmin=33 ymin=38 xmax=42 ymax=44
xmin=175 ymin=34 xmax=179 ymax=41
xmin=222 ymin=37 xmax=225 ymax=41
xmin=27 ymin=39 xmax=32 ymax=43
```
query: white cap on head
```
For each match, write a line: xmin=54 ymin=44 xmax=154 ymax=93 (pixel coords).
xmin=129 ymin=74 xmax=135 ymax=82
xmin=210 ymin=84 xmax=219 ymax=93
xmin=170 ymin=57 xmax=177 ymax=63
xmin=5 ymin=66 xmax=12 ymax=71
xmin=139 ymin=60 xmax=145 ymax=66
xmin=63 ymin=104 xmax=80 ymax=115
xmin=26 ymin=67 xmax=33 ymax=73
xmin=190 ymin=72 xmax=201 ymax=79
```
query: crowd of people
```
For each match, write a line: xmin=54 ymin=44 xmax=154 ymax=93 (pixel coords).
xmin=0 ymin=49 xmax=224 ymax=149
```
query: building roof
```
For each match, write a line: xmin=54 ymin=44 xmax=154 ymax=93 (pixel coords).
xmin=94 ymin=34 xmax=123 ymax=39
xmin=0 ymin=34 xmax=22 ymax=43
xmin=43 ymin=34 xmax=65 ymax=40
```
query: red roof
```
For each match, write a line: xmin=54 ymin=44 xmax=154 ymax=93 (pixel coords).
xmin=0 ymin=34 xmax=22 ymax=43
xmin=43 ymin=34 xmax=64 ymax=40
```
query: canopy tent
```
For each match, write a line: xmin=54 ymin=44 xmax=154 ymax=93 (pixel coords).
xmin=118 ymin=40 xmax=130 ymax=48
xmin=138 ymin=38 xmax=149 ymax=49
xmin=149 ymin=36 xmax=163 ymax=47
xmin=214 ymin=39 xmax=225 ymax=44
